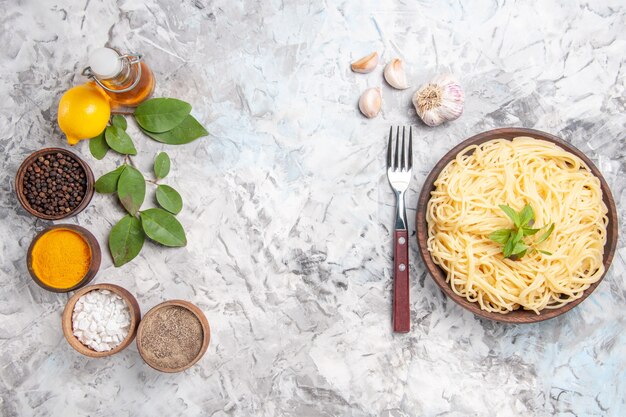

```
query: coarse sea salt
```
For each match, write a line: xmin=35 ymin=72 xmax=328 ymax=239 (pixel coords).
xmin=72 ymin=289 xmax=131 ymax=352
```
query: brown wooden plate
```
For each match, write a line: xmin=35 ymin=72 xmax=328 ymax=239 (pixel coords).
xmin=415 ymin=128 xmax=618 ymax=323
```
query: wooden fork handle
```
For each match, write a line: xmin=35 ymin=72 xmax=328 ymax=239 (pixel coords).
xmin=393 ymin=229 xmax=410 ymax=332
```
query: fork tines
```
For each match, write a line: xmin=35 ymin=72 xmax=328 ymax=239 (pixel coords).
xmin=387 ymin=126 xmax=413 ymax=171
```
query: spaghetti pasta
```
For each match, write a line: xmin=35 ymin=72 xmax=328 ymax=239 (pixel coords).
xmin=426 ymin=137 xmax=608 ymax=314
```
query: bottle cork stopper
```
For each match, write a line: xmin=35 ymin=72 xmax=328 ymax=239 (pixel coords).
xmin=89 ymin=48 xmax=122 ymax=79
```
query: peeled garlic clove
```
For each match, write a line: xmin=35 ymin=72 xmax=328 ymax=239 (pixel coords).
xmin=351 ymin=52 xmax=379 ymax=74
xmin=358 ymin=87 xmax=382 ymax=118
xmin=383 ymin=58 xmax=409 ymax=90
xmin=412 ymin=74 xmax=464 ymax=127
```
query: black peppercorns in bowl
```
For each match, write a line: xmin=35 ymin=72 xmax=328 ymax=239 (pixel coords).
xmin=15 ymin=148 xmax=94 ymax=220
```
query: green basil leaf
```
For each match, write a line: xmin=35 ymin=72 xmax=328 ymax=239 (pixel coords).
xmin=109 ymin=215 xmax=145 ymax=267
xmin=522 ymin=227 xmax=540 ymax=236
xmin=499 ymin=204 xmax=520 ymax=227
xmin=519 ymin=204 xmax=534 ymax=227
xmin=89 ymin=131 xmax=109 ymax=160
xmin=141 ymin=115 xmax=208 ymax=145
xmin=503 ymin=228 xmax=524 ymax=258
xmin=512 ymin=242 xmax=528 ymax=255
xmin=156 ymin=184 xmax=183 ymax=214
xmin=95 ymin=165 xmax=126 ymax=193
xmin=111 ymin=115 xmax=128 ymax=130
xmin=154 ymin=152 xmax=171 ymax=179
xmin=134 ymin=98 xmax=191 ymax=133
xmin=117 ymin=165 xmax=145 ymax=215
xmin=503 ymin=237 xmax=516 ymax=258
xmin=536 ymin=223 xmax=555 ymax=245
xmin=538 ymin=249 xmax=552 ymax=256
xmin=105 ymin=126 xmax=137 ymax=155
xmin=140 ymin=208 xmax=187 ymax=247
xmin=489 ymin=229 xmax=511 ymax=245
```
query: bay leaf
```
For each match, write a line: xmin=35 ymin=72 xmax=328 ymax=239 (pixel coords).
xmin=105 ymin=125 xmax=137 ymax=155
xmin=141 ymin=115 xmax=208 ymax=145
xmin=109 ymin=215 xmax=145 ymax=267
xmin=89 ymin=131 xmax=109 ymax=160
xmin=140 ymin=208 xmax=187 ymax=247
xmin=111 ymin=115 xmax=128 ymax=130
xmin=117 ymin=165 xmax=145 ymax=215
xmin=156 ymin=184 xmax=183 ymax=214
xmin=95 ymin=165 xmax=126 ymax=193
xmin=154 ymin=152 xmax=171 ymax=179
xmin=134 ymin=98 xmax=191 ymax=133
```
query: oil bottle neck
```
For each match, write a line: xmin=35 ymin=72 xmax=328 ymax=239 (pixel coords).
xmin=83 ymin=50 xmax=144 ymax=94
xmin=101 ymin=58 xmax=134 ymax=86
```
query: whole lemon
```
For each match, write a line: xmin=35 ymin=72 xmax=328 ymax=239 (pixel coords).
xmin=58 ymin=82 xmax=111 ymax=145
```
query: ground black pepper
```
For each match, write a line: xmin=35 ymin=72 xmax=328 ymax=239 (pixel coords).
xmin=22 ymin=152 xmax=87 ymax=217
xmin=140 ymin=306 xmax=203 ymax=370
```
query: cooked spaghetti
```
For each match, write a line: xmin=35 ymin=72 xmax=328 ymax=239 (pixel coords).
xmin=426 ymin=137 xmax=608 ymax=314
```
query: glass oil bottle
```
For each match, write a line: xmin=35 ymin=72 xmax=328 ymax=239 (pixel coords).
xmin=82 ymin=47 xmax=155 ymax=109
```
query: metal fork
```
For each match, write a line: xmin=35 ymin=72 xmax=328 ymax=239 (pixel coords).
xmin=387 ymin=126 xmax=412 ymax=333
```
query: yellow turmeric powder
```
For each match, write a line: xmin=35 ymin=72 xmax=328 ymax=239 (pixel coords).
xmin=31 ymin=229 xmax=91 ymax=289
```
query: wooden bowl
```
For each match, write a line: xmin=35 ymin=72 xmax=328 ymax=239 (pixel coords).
xmin=62 ymin=283 xmax=141 ymax=358
xmin=15 ymin=147 xmax=95 ymax=220
xmin=26 ymin=224 xmax=101 ymax=293
xmin=416 ymin=127 xmax=618 ymax=323
xmin=137 ymin=300 xmax=210 ymax=373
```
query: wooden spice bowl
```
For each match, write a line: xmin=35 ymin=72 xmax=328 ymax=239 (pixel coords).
xmin=415 ymin=127 xmax=619 ymax=323
xmin=15 ymin=147 xmax=95 ymax=220
xmin=26 ymin=224 xmax=101 ymax=293
xmin=62 ymin=283 xmax=141 ymax=358
xmin=136 ymin=300 xmax=210 ymax=373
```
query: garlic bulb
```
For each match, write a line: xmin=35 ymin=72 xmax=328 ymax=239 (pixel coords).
xmin=383 ymin=58 xmax=409 ymax=90
xmin=351 ymin=52 xmax=379 ymax=74
xmin=412 ymin=75 xmax=464 ymax=126
xmin=358 ymin=87 xmax=382 ymax=118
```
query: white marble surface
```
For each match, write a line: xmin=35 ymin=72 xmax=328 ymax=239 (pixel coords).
xmin=1 ymin=0 xmax=625 ymax=416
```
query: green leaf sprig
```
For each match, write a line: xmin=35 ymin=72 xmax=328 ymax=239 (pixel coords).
xmin=89 ymin=98 xmax=208 ymax=161
xmin=95 ymin=152 xmax=187 ymax=267
xmin=88 ymin=96 xmax=207 ymax=267
xmin=489 ymin=204 xmax=554 ymax=260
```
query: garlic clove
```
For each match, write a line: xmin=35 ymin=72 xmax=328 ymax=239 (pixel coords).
xmin=412 ymin=74 xmax=464 ymax=127
xmin=383 ymin=58 xmax=409 ymax=90
xmin=351 ymin=52 xmax=379 ymax=74
xmin=358 ymin=87 xmax=382 ymax=118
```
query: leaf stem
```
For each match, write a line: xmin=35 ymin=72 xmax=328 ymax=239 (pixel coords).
xmin=124 ymin=155 xmax=138 ymax=169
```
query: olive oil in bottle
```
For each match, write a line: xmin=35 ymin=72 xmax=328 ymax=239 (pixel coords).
xmin=82 ymin=47 xmax=155 ymax=108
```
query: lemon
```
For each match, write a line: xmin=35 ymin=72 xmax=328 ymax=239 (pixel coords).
xmin=58 ymin=82 xmax=111 ymax=145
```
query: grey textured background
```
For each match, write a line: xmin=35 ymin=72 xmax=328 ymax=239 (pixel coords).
xmin=0 ymin=0 xmax=625 ymax=416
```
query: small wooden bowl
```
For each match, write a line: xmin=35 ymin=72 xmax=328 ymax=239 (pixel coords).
xmin=62 ymin=283 xmax=141 ymax=358
xmin=15 ymin=147 xmax=95 ymax=220
xmin=137 ymin=300 xmax=210 ymax=373
xmin=26 ymin=224 xmax=101 ymax=293
xmin=416 ymin=127 xmax=619 ymax=323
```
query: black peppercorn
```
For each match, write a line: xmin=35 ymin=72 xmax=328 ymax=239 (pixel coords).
xmin=22 ymin=152 xmax=88 ymax=216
